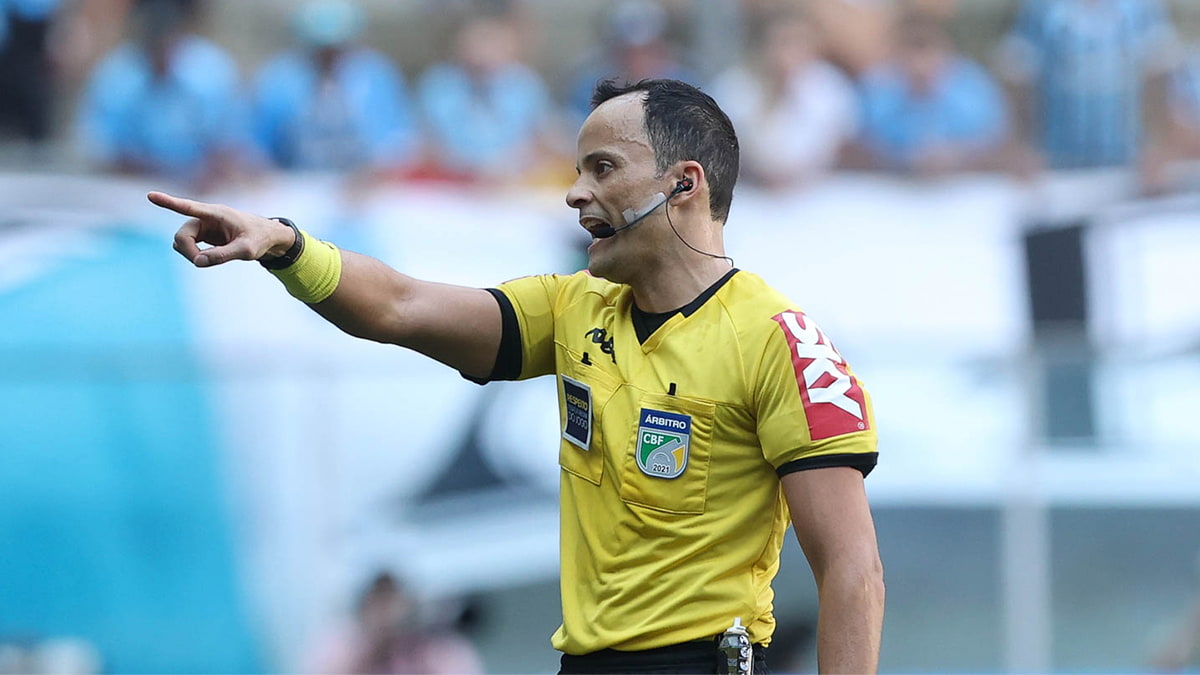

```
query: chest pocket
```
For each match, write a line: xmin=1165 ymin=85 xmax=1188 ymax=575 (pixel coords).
xmin=557 ymin=346 xmax=622 ymax=485
xmin=618 ymin=390 xmax=716 ymax=515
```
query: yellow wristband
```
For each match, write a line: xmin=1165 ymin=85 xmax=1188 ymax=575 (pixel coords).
xmin=269 ymin=231 xmax=342 ymax=304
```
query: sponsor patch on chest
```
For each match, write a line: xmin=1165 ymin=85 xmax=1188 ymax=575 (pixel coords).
xmin=561 ymin=375 xmax=592 ymax=450
xmin=636 ymin=408 xmax=692 ymax=479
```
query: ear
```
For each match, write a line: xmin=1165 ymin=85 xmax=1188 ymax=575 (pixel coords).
xmin=672 ymin=160 xmax=706 ymax=206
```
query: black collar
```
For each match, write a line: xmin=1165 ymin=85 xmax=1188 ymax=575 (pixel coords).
xmin=630 ymin=269 xmax=739 ymax=344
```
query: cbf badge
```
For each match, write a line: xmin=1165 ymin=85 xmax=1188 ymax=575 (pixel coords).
xmin=637 ymin=408 xmax=692 ymax=479
xmin=561 ymin=375 xmax=593 ymax=450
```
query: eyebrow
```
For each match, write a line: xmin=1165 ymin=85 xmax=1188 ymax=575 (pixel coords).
xmin=579 ymin=150 xmax=620 ymax=171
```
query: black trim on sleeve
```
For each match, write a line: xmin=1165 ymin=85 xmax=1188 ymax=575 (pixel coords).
xmin=462 ymin=288 xmax=523 ymax=384
xmin=776 ymin=452 xmax=878 ymax=479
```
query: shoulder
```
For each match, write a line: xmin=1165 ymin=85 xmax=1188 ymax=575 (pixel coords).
xmin=498 ymin=272 xmax=628 ymax=344
xmin=258 ymin=50 xmax=306 ymax=75
xmin=255 ymin=51 xmax=310 ymax=88
xmin=174 ymin=36 xmax=238 ymax=89
xmin=493 ymin=64 xmax=550 ymax=100
xmin=420 ymin=62 xmax=464 ymax=87
xmin=176 ymin=36 xmax=236 ymax=72
xmin=713 ymin=271 xmax=803 ymax=344
xmin=950 ymin=56 xmax=996 ymax=83
xmin=554 ymin=271 xmax=627 ymax=308
xmin=500 ymin=270 xmax=624 ymax=305
xmin=719 ymin=270 xmax=796 ymax=309
xmin=716 ymin=272 xmax=856 ymax=370
xmin=859 ymin=64 xmax=904 ymax=94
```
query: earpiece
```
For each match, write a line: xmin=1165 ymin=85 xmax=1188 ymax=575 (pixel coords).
xmin=594 ymin=177 xmax=695 ymax=239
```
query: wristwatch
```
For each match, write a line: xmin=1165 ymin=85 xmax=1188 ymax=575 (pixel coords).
xmin=258 ymin=217 xmax=304 ymax=269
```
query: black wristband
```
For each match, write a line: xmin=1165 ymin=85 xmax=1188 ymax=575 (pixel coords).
xmin=258 ymin=218 xmax=304 ymax=270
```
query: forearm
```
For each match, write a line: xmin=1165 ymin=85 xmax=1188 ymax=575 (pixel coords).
xmin=814 ymin=564 xmax=885 ymax=674
xmin=306 ymin=248 xmax=415 ymax=344
xmin=256 ymin=222 xmax=418 ymax=346
xmin=152 ymin=190 xmax=501 ymax=378
xmin=298 ymin=247 xmax=501 ymax=377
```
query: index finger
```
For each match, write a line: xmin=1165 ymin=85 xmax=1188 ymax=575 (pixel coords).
xmin=147 ymin=191 xmax=219 ymax=219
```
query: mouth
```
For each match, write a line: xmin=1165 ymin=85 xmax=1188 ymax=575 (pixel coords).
xmin=579 ymin=215 xmax=613 ymax=238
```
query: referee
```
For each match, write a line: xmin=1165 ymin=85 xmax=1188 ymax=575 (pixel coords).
xmin=150 ymin=78 xmax=885 ymax=674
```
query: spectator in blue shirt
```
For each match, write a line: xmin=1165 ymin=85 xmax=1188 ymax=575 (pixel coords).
xmin=417 ymin=15 xmax=555 ymax=180
xmin=997 ymin=0 xmax=1180 ymax=170
xmin=251 ymin=0 xmax=417 ymax=172
xmin=561 ymin=0 xmax=694 ymax=129
xmin=857 ymin=11 xmax=1008 ymax=176
xmin=76 ymin=0 xmax=247 ymax=184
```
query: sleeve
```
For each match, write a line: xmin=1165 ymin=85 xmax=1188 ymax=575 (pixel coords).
xmin=753 ymin=309 xmax=877 ymax=478
xmin=493 ymin=274 xmax=564 ymax=380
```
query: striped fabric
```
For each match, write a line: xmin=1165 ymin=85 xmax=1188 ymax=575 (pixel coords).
xmin=1004 ymin=0 xmax=1178 ymax=169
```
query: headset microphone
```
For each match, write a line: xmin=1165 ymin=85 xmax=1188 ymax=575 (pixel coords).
xmin=591 ymin=178 xmax=693 ymax=239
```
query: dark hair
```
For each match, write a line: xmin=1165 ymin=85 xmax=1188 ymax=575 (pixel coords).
xmin=591 ymin=78 xmax=739 ymax=224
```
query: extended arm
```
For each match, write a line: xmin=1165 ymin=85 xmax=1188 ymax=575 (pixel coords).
xmin=149 ymin=191 xmax=502 ymax=378
xmin=782 ymin=466 xmax=885 ymax=674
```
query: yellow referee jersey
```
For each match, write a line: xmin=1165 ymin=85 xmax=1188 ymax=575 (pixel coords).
xmin=491 ymin=268 xmax=877 ymax=655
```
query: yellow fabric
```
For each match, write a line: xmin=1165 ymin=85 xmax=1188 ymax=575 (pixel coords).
xmin=269 ymin=232 xmax=342 ymax=304
xmin=497 ymin=270 xmax=877 ymax=655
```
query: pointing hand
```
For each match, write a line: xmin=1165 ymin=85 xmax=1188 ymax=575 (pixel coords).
xmin=148 ymin=191 xmax=296 ymax=268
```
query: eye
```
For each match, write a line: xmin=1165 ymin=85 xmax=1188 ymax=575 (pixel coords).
xmin=595 ymin=161 xmax=614 ymax=177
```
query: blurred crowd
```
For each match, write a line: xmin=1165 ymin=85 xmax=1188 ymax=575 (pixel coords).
xmin=303 ymin=571 xmax=484 ymax=675
xmin=2 ymin=0 xmax=1200 ymax=195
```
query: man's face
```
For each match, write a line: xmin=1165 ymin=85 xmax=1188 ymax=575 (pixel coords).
xmin=764 ymin=20 xmax=815 ymax=79
xmin=899 ymin=28 xmax=950 ymax=94
xmin=567 ymin=94 xmax=668 ymax=283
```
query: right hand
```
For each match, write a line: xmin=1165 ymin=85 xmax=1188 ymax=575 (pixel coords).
xmin=148 ymin=191 xmax=296 ymax=268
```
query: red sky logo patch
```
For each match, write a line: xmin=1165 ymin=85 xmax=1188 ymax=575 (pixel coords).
xmin=772 ymin=311 xmax=868 ymax=440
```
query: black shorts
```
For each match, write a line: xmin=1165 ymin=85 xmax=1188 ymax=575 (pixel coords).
xmin=558 ymin=639 xmax=770 ymax=674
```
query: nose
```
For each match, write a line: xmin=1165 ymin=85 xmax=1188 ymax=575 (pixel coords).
xmin=565 ymin=176 xmax=592 ymax=210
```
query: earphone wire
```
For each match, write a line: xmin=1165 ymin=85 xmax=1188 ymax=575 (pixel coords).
xmin=664 ymin=202 xmax=735 ymax=267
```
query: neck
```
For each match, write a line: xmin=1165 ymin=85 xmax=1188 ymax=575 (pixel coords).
xmin=629 ymin=233 xmax=731 ymax=313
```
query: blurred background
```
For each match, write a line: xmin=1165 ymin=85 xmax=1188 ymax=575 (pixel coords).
xmin=1 ymin=0 xmax=1199 ymax=672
